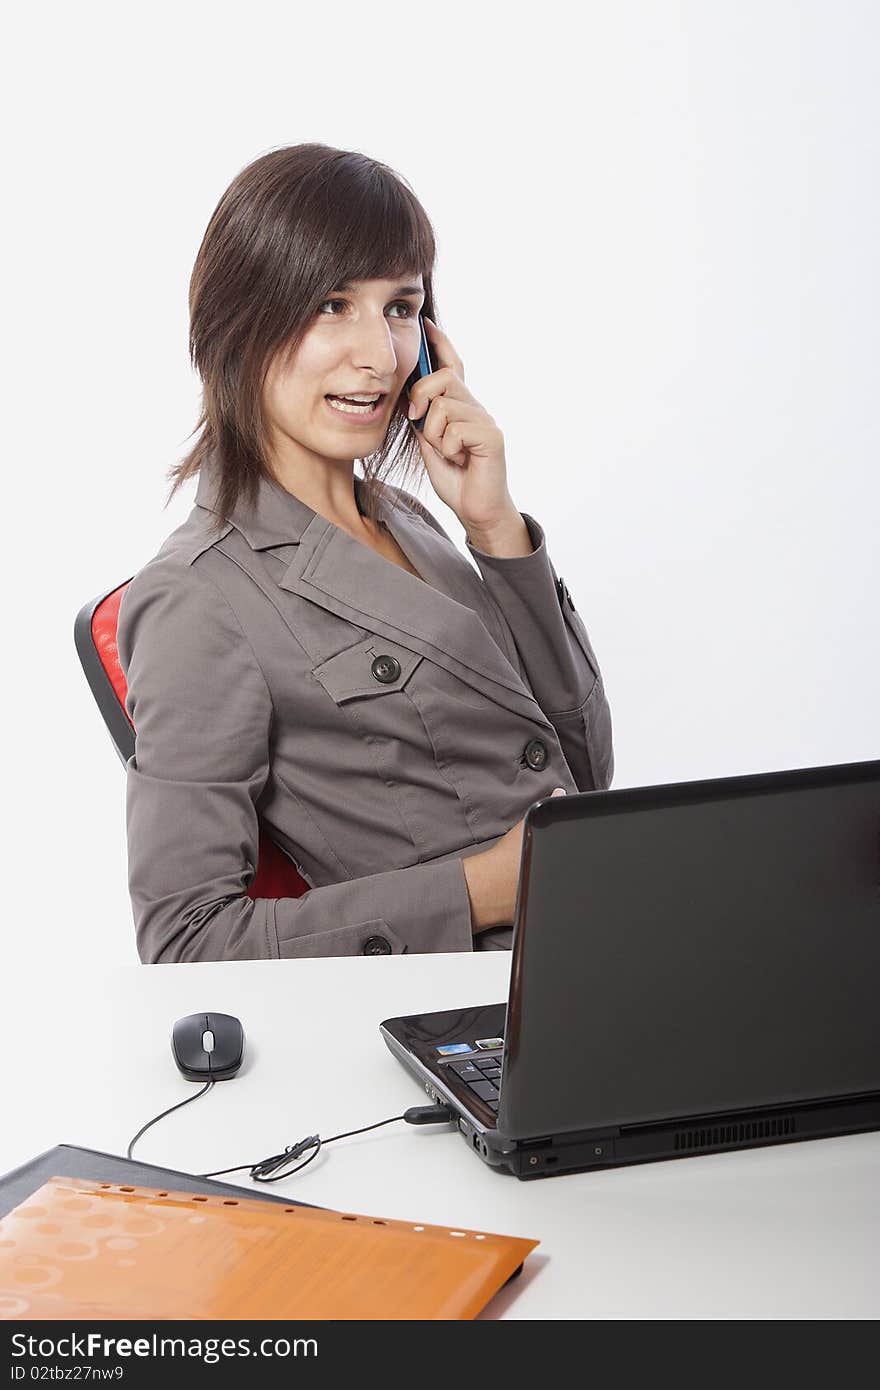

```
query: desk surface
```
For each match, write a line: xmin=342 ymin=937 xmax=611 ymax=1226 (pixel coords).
xmin=5 ymin=953 xmax=878 ymax=1319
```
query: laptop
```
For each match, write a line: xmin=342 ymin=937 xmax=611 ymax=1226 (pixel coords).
xmin=380 ymin=758 xmax=880 ymax=1179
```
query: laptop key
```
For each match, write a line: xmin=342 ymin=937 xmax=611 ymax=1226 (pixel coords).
xmin=468 ymin=1079 xmax=500 ymax=1102
xmin=473 ymin=1058 xmax=498 ymax=1072
xmin=488 ymin=1099 xmax=500 ymax=1111
xmin=449 ymin=1062 xmax=481 ymax=1080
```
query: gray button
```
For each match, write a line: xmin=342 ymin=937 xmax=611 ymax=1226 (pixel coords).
xmin=524 ymin=738 xmax=548 ymax=770
xmin=363 ymin=935 xmax=392 ymax=955
xmin=371 ymin=654 xmax=401 ymax=684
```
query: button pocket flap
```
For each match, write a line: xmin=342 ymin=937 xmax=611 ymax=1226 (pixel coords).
xmin=311 ymin=637 xmax=424 ymax=703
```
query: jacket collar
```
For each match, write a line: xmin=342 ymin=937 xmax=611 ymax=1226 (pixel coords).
xmin=195 ymin=448 xmax=364 ymax=548
xmin=192 ymin=448 xmax=545 ymax=721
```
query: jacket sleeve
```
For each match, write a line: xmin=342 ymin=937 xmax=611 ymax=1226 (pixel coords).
xmin=116 ymin=560 xmax=475 ymax=963
xmin=463 ymin=511 xmax=614 ymax=791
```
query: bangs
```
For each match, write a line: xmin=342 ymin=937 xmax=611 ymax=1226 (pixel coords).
xmin=296 ymin=156 xmax=436 ymax=298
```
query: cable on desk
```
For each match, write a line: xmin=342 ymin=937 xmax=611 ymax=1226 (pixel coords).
xmin=124 ymin=1087 xmax=455 ymax=1180
xmin=200 ymin=1106 xmax=456 ymax=1183
xmin=126 ymin=1079 xmax=216 ymax=1159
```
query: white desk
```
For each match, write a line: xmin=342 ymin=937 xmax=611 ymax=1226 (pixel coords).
xmin=4 ymin=953 xmax=878 ymax=1319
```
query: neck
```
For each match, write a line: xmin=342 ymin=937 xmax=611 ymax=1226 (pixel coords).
xmin=267 ymin=456 xmax=371 ymax=533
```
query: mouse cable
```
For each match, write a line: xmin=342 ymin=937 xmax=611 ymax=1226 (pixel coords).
xmin=199 ymin=1105 xmax=456 ymax=1183
xmin=126 ymin=1079 xmax=216 ymax=1160
xmin=125 ymin=1088 xmax=454 ymax=1179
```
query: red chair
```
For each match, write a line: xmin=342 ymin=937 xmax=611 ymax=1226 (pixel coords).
xmin=74 ymin=579 xmax=310 ymax=901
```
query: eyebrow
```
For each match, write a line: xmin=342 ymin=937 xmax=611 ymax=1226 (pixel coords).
xmin=335 ymin=280 xmax=425 ymax=298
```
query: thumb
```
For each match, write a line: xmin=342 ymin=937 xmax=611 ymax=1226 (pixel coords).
xmin=551 ymin=787 xmax=567 ymax=796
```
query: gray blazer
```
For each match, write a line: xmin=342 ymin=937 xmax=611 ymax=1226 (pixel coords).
xmin=116 ymin=453 xmax=614 ymax=963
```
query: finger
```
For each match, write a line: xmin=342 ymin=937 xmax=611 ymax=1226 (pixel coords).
xmin=421 ymin=401 xmax=499 ymax=462
xmin=408 ymin=366 xmax=475 ymax=419
xmin=417 ymin=433 xmax=467 ymax=469
xmin=420 ymin=396 xmax=486 ymax=430
xmin=434 ymin=420 xmax=497 ymax=466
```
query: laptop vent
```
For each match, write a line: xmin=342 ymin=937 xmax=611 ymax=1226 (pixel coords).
xmin=673 ymin=1114 xmax=796 ymax=1153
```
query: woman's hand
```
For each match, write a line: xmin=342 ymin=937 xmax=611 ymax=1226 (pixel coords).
xmin=463 ymin=788 xmax=567 ymax=932
xmin=406 ymin=316 xmax=517 ymax=537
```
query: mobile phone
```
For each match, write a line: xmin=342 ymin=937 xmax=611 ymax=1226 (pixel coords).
xmin=404 ymin=312 xmax=434 ymax=431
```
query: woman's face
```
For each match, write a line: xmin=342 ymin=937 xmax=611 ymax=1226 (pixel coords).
xmin=262 ymin=273 xmax=426 ymax=466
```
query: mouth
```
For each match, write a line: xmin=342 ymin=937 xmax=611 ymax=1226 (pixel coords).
xmin=325 ymin=393 xmax=388 ymax=424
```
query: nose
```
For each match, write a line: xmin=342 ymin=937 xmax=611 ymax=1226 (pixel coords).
xmin=346 ymin=313 xmax=401 ymax=378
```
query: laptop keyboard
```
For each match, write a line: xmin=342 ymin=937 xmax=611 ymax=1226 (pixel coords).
xmin=445 ymin=1054 xmax=502 ymax=1111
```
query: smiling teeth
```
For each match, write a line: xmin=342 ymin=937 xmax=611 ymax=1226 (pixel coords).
xmin=327 ymin=395 xmax=381 ymax=414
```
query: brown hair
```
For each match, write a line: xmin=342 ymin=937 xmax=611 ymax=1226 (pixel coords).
xmin=166 ymin=143 xmax=439 ymax=533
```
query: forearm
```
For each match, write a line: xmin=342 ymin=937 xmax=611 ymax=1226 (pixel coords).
xmin=461 ymin=847 xmax=509 ymax=932
xmin=464 ymin=503 xmax=534 ymax=559
xmin=464 ymin=505 xmax=615 ymax=791
xmin=466 ymin=509 xmax=598 ymax=713
xmin=127 ymin=806 xmax=477 ymax=961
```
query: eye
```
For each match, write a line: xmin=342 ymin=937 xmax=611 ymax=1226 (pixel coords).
xmin=317 ymin=299 xmax=418 ymax=318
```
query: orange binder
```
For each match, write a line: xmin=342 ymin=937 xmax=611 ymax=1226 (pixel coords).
xmin=0 ymin=1177 xmax=538 ymax=1320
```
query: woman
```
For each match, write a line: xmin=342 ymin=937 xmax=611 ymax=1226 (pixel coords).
xmin=117 ymin=142 xmax=614 ymax=963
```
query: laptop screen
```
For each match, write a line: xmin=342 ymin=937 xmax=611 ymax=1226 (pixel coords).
xmin=500 ymin=760 xmax=880 ymax=1140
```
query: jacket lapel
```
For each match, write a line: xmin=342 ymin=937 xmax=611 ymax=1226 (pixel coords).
xmin=194 ymin=454 xmax=544 ymax=724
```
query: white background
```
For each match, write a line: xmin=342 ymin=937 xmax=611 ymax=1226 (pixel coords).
xmin=4 ymin=0 xmax=878 ymax=972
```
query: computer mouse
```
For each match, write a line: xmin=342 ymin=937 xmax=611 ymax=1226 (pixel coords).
xmin=171 ymin=1012 xmax=245 ymax=1081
